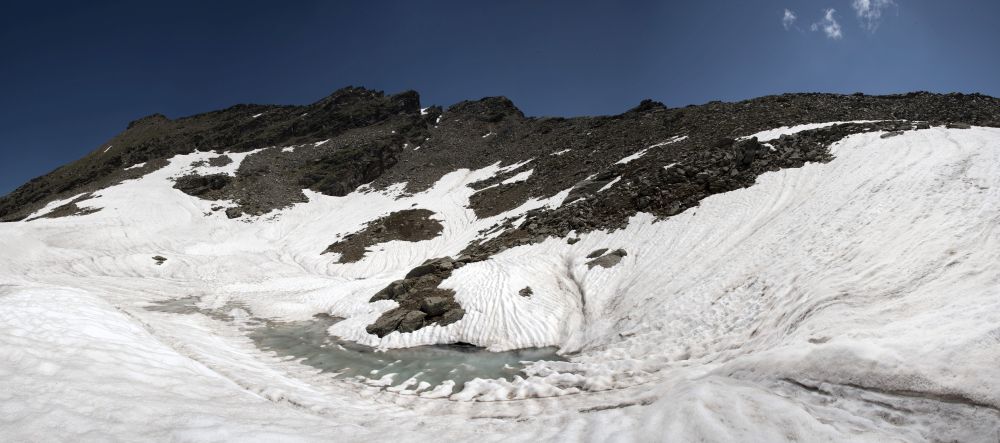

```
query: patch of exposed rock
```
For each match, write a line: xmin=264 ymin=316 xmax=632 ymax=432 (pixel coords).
xmin=0 ymin=87 xmax=427 ymax=221
xmin=173 ymin=173 xmax=232 ymax=197
xmin=26 ymin=193 xmax=101 ymax=220
xmin=207 ymin=155 xmax=233 ymax=167
xmin=323 ymin=209 xmax=444 ymax=263
xmin=366 ymin=257 xmax=468 ymax=337
xmin=586 ymin=249 xmax=627 ymax=269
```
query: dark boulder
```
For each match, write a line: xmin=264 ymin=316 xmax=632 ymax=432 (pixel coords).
xmin=404 ymin=257 xmax=455 ymax=279
xmin=365 ymin=307 xmax=408 ymax=336
xmin=397 ymin=310 xmax=427 ymax=333
xmin=437 ymin=307 xmax=466 ymax=326
xmin=587 ymin=248 xmax=628 ymax=269
xmin=420 ymin=296 xmax=452 ymax=316
xmin=174 ymin=174 xmax=232 ymax=197
xmin=587 ymin=248 xmax=609 ymax=259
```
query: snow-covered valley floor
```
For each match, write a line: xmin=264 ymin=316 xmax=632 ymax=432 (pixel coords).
xmin=2 ymin=126 xmax=999 ymax=441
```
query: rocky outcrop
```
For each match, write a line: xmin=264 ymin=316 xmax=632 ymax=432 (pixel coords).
xmin=587 ymin=249 xmax=628 ymax=269
xmin=0 ymin=86 xmax=427 ymax=221
xmin=173 ymin=174 xmax=232 ymax=197
xmin=323 ymin=209 xmax=444 ymax=263
xmin=207 ymin=155 xmax=232 ymax=167
xmin=366 ymin=257 xmax=468 ymax=337
xmin=26 ymin=193 xmax=101 ymax=220
xmin=6 ymin=88 xmax=1000 ymax=339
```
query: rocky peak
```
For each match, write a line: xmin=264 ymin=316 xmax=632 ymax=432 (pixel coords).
xmin=627 ymin=99 xmax=668 ymax=114
xmin=446 ymin=96 xmax=524 ymax=122
xmin=126 ymin=113 xmax=170 ymax=130
xmin=313 ymin=86 xmax=421 ymax=115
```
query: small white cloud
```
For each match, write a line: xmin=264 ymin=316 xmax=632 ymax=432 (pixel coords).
xmin=811 ymin=8 xmax=843 ymax=40
xmin=852 ymin=0 xmax=895 ymax=32
xmin=782 ymin=9 xmax=798 ymax=30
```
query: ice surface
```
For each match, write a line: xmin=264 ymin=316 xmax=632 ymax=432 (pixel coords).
xmin=2 ymin=127 xmax=999 ymax=441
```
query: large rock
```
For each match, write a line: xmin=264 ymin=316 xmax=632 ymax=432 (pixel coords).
xmin=366 ymin=256 xmax=466 ymax=337
xmin=371 ymin=279 xmax=413 ymax=302
xmin=365 ymin=307 xmax=408 ymax=336
xmin=404 ymin=257 xmax=455 ymax=279
xmin=397 ymin=310 xmax=427 ymax=333
xmin=437 ymin=307 xmax=466 ymax=326
xmin=420 ymin=296 xmax=452 ymax=316
xmin=174 ymin=174 xmax=232 ymax=197
xmin=587 ymin=248 xmax=628 ymax=269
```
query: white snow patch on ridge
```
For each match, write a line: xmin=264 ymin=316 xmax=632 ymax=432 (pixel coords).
xmin=741 ymin=120 xmax=884 ymax=142
xmin=501 ymin=169 xmax=533 ymax=185
xmin=597 ymin=176 xmax=621 ymax=192
xmin=179 ymin=148 xmax=264 ymax=177
xmin=616 ymin=135 xmax=687 ymax=164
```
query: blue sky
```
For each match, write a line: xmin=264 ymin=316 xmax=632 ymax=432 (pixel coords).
xmin=2 ymin=0 xmax=998 ymax=196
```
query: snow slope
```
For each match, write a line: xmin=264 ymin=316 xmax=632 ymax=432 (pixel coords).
xmin=1 ymin=126 xmax=999 ymax=441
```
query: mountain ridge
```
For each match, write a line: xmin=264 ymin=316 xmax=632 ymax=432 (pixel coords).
xmin=4 ymin=88 xmax=999 ymax=223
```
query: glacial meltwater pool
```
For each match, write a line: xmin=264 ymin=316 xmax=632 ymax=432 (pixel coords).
xmin=145 ymin=297 xmax=563 ymax=391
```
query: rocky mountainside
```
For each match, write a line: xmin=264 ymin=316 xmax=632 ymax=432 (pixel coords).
xmin=4 ymin=88 xmax=1000 ymax=337
xmin=4 ymin=88 xmax=1000 ymax=441
xmin=5 ymin=88 xmax=998 ymax=225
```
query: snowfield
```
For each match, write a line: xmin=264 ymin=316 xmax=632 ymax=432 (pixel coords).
xmin=1 ymin=126 xmax=999 ymax=441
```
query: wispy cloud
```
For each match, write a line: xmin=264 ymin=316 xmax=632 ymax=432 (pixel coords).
xmin=811 ymin=8 xmax=843 ymax=40
xmin=782 ymin=9 xmax=798 ymax=30
xmin=852 ymin=0 xmax=895 ymax=32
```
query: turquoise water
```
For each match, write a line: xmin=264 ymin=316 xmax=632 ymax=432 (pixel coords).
xmin=146 ymin=297 xmax=563 ymax=391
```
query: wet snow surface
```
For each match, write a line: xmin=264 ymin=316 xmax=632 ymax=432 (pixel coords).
xmin=2 ymin=126 xmax=1000 ymax=441
xmin=146 ymin=296 xmax=563 ymax=392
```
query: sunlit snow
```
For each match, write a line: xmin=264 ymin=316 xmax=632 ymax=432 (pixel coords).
xmin=2 ymin=126 xmax=999 ymax=441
